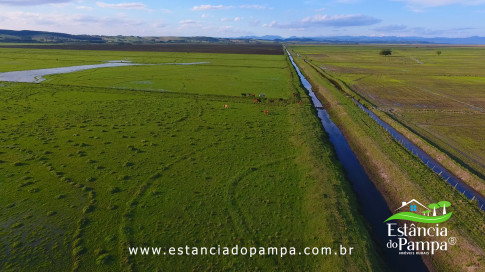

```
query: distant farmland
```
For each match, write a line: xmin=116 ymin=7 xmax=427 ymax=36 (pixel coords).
xmin=0 ymin=43 xmax=284 ymax=55
xmin=288 ymin=44 xmax=485 ymax=271
xmin=291 ymin=45 xmax=485 ymax=180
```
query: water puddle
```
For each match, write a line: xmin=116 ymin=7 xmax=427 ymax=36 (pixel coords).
xmin=0 ymin=61 xmax=210 ymax=83
xmin=0 ymin=61 xmax=141 ymax=83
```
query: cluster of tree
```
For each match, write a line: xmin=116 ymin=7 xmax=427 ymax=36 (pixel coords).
xmin=378 ymin=48 xmax=442 ymax=57
xmin=424 ymin=201 xmax=451 ymax=216
xmin=379 ymin=49 xmax=392 ymax=56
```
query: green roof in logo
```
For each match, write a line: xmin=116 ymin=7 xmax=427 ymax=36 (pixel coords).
xmin=384 ymin=199 xmax=452 ymax=223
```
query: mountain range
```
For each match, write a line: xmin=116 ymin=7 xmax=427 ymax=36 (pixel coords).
xmin=1 ymin=29 xmax=485 ymax=45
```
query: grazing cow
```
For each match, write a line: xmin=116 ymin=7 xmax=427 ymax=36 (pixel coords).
xmin=293 ymin=93 xmax=298 ymax=97
xmin=253 ymin=99 xmax=259 ymax=103
xmin=298 ymin=100 xmax=302 ymax=105
xmin=224 ymin=104 xmax=228 ymax=108
xmin=241 ymin=93 xmax=247 ymax=97
xmin=250 ymin=93 xmax=255 ymax=97
xmin=263 ymin=110 xmax=268 ymax=114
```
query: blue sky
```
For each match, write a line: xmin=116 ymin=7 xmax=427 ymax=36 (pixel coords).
xmin=0 ymin=0 xmax=484 ymax=37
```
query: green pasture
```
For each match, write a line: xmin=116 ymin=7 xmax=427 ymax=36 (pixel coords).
xmin=0 ymin=48 xmax=291 ymax=97
xmin=0 ymin=48 xmax=381 ymax=271
xmin=292 ymin=45 xmax=485 ymax=177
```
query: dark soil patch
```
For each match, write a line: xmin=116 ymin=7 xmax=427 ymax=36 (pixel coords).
xmin=0 ymin=43 xmax=284 ymax=55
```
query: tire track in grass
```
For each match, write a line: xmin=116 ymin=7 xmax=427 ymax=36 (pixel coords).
xmin=225 ymin=156 xmax=296 ymax=245
xmin=4 ymin=145 xmax=96 ymax=272
xmin=119 ymin=182 xmax=150 ymax=272
xmin=118 ymin=140 xmax=222 ymax=271
xmin=41 ymin=157 xmax=97 ymax=272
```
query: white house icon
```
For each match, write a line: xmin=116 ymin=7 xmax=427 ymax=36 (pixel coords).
xmin=395 ymin=199 xmax=428 ymax=213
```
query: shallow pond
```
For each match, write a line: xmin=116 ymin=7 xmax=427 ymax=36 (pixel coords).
xmin=0 ymin=61 xmax=210 ymax=83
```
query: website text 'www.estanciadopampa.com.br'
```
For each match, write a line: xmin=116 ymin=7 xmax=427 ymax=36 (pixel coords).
xmin=128 ymin=244 xmax=355 ymax=258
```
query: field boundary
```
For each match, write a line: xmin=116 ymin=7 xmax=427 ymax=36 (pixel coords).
xmin=298 ymin=53 xmax=485 ymax=198
xmin=0 ymin=43 xmax=284 ymax=55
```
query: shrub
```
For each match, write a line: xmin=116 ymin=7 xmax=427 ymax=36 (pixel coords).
xmin=11 ymin=222 xmax=23 ymax=229
xmin=73 ymin=238 xmax=83 ymax=247
xmin=82 ymin=205 xmax=94 ymax=214
xmin=109 ymin=187 xmax=121 ymax=194
xmin=96 ymin=253 xmax=113 ymax=265
xmin=73 ymin=246 xmax=86 ymax=256
xmin=86 ymin=177 xmax=96 ymax=182
xmin=46 ymin=211 xmax=57 ymax=216
xmin=28 ymin=188 xmax=40 ymax=193
xmin=379 ymin=49 xmax=392 ymax=56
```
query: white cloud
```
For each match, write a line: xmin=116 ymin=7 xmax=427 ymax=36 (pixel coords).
xmin=373 ymin=24 xmax=477 ymax=37
xmin=249 ymin=18 xmax=260 ymax=26
xmin=394 ymin=0 xmax=485 ymax=8
xmin=373 ymin=24 xmax=408 ymax=32
xmin=152 ymin=21 xmax=167 ymax=29
xmin=160 ymin=9 xmax=172 ymax=14
xmin=267 ymin=14 xmax=381 ymax=29
xmin=240 ymin=4 xmax=266 ymax=9
xmin=179 ymin=19 xmax=198 ymax=24
xmin=336 ymin=0 xmax=360 ymax=3
xmin=221 ymin=17 xmax=243 ymax=22
xmin=96 ymin=1 xmax=147 ymax=10
xmin=0 ymin=0 xmax=71 ymax=5
xmin=192 ymin=4 xmax=232 ymax=11
xmin=178 ymin=19 xmax=203 ymax=30
xmin=217 ymin=25 xmax=252 ymax=35
xmin=0 ymin=11 xmax=150 ymax=35
xmin=76 ymin=5 xmax=93 ymax=10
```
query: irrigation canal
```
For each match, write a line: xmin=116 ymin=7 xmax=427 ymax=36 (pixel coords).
xmin=287 ymin=49 xmax=429 ymax=271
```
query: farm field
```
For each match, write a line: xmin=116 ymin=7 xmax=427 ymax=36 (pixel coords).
xmin=288 ymin=45 xmax=485 ymax=271
xmin=0 ymin=47 xmax=381 ymax=271
xmin=0 ymin=43 xmax=284 ymax=55
xmin=291 ymin=45 xmax=485 ymax=180
xmin=0 ymin=48 xmax=290 ymax=97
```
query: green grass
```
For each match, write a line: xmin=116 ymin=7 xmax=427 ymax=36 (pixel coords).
xmin=0 ymin=48 xmax=382 ymax=271
xmin=290 ymin=45 xmax=485 ymax=179
xmin=0 ymin=48 xmax=291 ymax=97
xmin=289 ymin=45 xmax=485 ymax=271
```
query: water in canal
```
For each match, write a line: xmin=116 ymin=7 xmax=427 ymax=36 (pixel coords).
xmin=287 ymin=49 xmax=429 ymax=271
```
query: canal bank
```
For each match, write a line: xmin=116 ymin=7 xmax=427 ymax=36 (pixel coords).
xmin=286 ymin=49 xmax=428 ymax=271
xmin=288 ymin=46 xmax=485 ymax=271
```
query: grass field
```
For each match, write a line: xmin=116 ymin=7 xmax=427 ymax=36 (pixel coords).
xmin=0 ymin=48 xmax=382 ymax=271
xmin=288 ymin=45 xmax=485 ymax=271
xmin=290 ymin=45 xmax=485 ymax=180
xmin=0 ymin=48 xmax=291 ymax=97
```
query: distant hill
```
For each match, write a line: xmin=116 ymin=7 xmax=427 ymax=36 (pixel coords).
xmin=0 ymin=29 xmax=104 ymax=43
xmin=0 ymin=29 xmax=258 ymax=44
xmin=244 ymin=35 xmax=485 ymax=45
xmin=1 ymin=29 xmax=484 ymax=45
